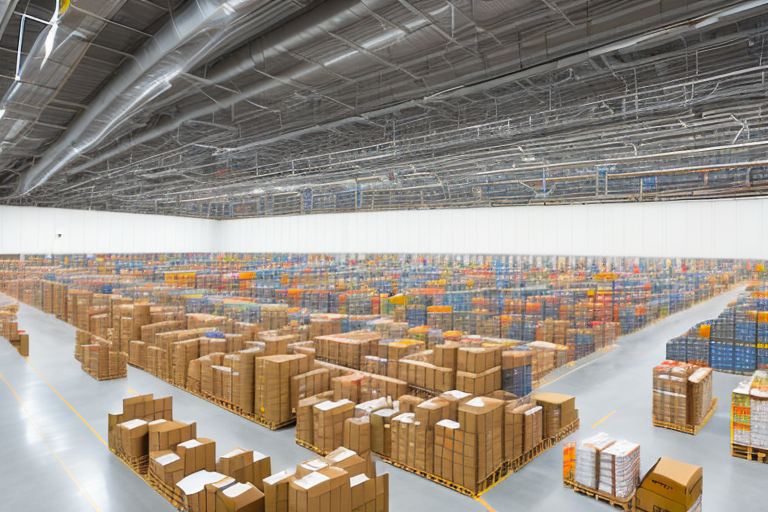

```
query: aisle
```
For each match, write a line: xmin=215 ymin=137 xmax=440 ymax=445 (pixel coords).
xmin=483 ymin=284 xmax=760 ymax=511
xmin=0 ymin=285 xmax=758 ymax=512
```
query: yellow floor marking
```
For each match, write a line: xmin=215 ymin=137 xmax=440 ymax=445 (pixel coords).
xmin=0 ymin=369 xmax=102 ymax=512
xmin=474 ymin=495 xmax=499 ymax=512
xmin=592 ymin=410 xmax=616 ymax=429
xmin=128 ymin=388 xmax=137 ymax=395
xmin=25 ymin=358 xmax=106 ymax=445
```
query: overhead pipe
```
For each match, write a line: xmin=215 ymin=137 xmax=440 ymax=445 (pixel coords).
xmin=17 ymin=0 xmax=298 ymax=195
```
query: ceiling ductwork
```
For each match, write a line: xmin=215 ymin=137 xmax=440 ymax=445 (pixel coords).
xmin=17 ymin=0 xmax=310 ymax=194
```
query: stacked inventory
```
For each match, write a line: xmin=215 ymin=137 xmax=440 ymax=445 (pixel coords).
xmin=731 ymin=370 xmax=768 ymax=458
xmin=652 ymin=361 xmax=716 ymax=433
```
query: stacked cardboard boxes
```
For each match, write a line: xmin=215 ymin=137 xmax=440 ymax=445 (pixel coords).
xmin=254 ymin=354 xmax=310 ymax=425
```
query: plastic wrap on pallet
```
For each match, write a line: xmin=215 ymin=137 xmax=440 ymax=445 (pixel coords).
xmin=574 ymin=432 xmax=615 ymax=490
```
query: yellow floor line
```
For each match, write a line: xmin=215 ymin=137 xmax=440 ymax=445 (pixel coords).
xmin=474 ymin=495 xmax=499 ymax=512
xmin=128 ymin=388 xmax=137 ymax=395
xmin=25 ymin=358 xmax=106 ymax=445
xmin=592 ymin=410 xmax=616 ymax=429
xmin=0 ymin=369 xmax=102 ymax=512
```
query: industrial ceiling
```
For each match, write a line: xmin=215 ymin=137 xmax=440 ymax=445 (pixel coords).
xmin=0 ymin=0 xmax=767 ymax=218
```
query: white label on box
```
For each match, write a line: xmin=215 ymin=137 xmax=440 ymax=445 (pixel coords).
xmin=525 ymin=406 xmax=543 ymax=415
xmin=176 ymin=471 xmax=226 ymax=495
xmin=295 ymin=471 xmax=330 ymax=490
xmin=223 ymin=482 xmax=252 ymax=498
xmin=178 ymin=439 xmax=203 ymax=449
xmin=466 ymin=397 xmax=486 ymax=408
xmin=302 ymin=459 xmax=328 ymax=471
xmin=330 ymin=449 xmax=356 ymax=462
xmin=148 ymin=419 xmax=167 ymax=425
xmin=253 ymin=451 xmax=267 ymax=462
xmin=263 ymin=469 xmax=295 ymax=485
xmin=436 ymin=419 xmax=460 ymax=429
xmin=121 ymin=419 xmax=148 ymax=429
xmin=443 ymin=390 xmax=471 ymax=399
xmin=222 ymin=448 xmax=246 ymax=458
xmin=350 ymin=474 xmax=369 ymax=487
xmin=155 ymin=453 xmax=181 ymax=466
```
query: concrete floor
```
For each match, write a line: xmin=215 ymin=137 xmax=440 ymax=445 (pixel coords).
xmin=1 ymin=285 xmax=765 ymax=512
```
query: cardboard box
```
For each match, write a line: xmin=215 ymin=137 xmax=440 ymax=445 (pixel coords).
xmin=288 ymin=466 xmax=351 ymax=512
xmin=343 ymin=417 xmax=371 ymax=457
xmin=296 ymin=396 xmax=329 ymax=446
xmin=177 ymin=438 xmax=216 ymax=475
xmin=458 ymin=397 xmax=504 ymax=482
xmin=398 ymin=395 xmax=425 ymax=413
xmin=215 ymin=481 xmax=265 ymax=512
xmin=205 ymin=477 xmax=237 ymax=512
xmin=263 ymin=469 xmax=295 ymax=512
xmin=254 ymin=354 xmax=310 ymax=424
xmin=291 ymin=369 xmax=331 ymax=413
xmin=636 ymin=457 xmax=703 ymax=512
xmin=371 ymin=409 xmax=397 ymax=456
xmin=150 ymin=450 xmax=185 ymax=486
xmin=149 ymin=420 xmax=197 ymax=453
xmin=118 ymin=418 xmax=149 ymax=458
xmin=217 ymin=448 xmax=272 ymax=492
xmin=325 ymin=447 xmax=374 ymax=479
xmin=313 ymin=400 xmax=355 ymax=453
xmin=176 ymin=470 xmax=228 ymax=512
xmin=531 ymin=392 xmax=576 ymax=438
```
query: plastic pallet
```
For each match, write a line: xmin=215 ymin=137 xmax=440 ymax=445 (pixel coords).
xmin=652 ymin=398 xmax=718 ymax=435
xmin=563 ymin=478 xmax=636 ymax=511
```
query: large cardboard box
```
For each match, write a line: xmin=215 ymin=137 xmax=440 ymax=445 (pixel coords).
xmin=118 ymin=418 xmax=149 ymax=458
xmin=313 ymin=399 xmax=355 ymax=453
xmin=296 ymin=396 xmax=329 ymax=446
xmin=150 ymin=450 xmax=185 ymax=486
xmin=215 ymin=481 xmax=265 ymax=512
xmin=254 ymin=355 xmax=310 ymax=425
xmin=458 ymin=397 xmax=504 ymax=482
xmin=291 ymin=369 xmax=330 ymax=414
xmin=531 ymin=392 xmax=576 ymax=437
xmin=149 ymin=420 xmax=197 ymax=453
xmin=350 ymin=473 xmax=388 ymax=512
xmin=343 ymin=417 xmax=371 ymax=457
xmin=438 ymin=390 xmax=472 ymax=421
xmin=217 ymin=448 xmax=272 ymax=492
xmin=288 ymin=466 xmax=351 ymax=512
xmin=371 ymin=409 xmax=397 ymax=456
xmin=263 ymin=469 xmax=295 ymax=512
xmin=205 ymin=477 xmax=237 ymax=512
xmin=636 ymin=457 xmax=703 ymax=512
xmin=325 ymin=447 xmax=374 ymax=479
xmin=178 ymin=438 xmax=217 ymax=475
xmin=176 ymin=470 xmax=228 ymax=512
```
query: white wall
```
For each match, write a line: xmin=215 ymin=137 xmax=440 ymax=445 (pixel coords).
xmin=2 ymin=197 xmax=766 ymax=258
xmin=0 ymin=206 xmax=216 ymax=254
xmin=216 ymin=197 xmax=768 ymax=259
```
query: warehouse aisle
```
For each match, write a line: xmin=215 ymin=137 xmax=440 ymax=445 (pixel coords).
xmin=0 ymin=284 xmax=758 ymax=512
xmin=483 ymin=283 xmax=763 ymax=511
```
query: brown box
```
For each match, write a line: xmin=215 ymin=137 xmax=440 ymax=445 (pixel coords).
xmin=254 ymin=354 xmax=310 ymax=425
xmin=313 ymin=399 xmax=356 ymax=453
xmin=177 ymin=438 xmax=216 ymax=475
xmin=434 ymin=343 xmax=459 ymax=372
xmin=531 ymin=392 xmax=576 ymax=437
xmin=457 ymin=347 xmax=500 ymax=374
xmin=325 ymin=447 xmax=374 ymax=479
xmin=263 ymin=469 xmax=295 ymax=512
xmin=215 ymin=481 xmax=265 ymax=512
xmin=288 ymin=466 xmax=351 ymax=512
xmin=217 ymin=448 xmax=272 ymax=492
xmin=296 ymin=396 xmax=329 ymax=446
xmin=118 ymin=418 xmax=149 ymax=458
xmin=205 ymin=477 xmax=237 ymax=512
xmin=636 ymin=457 xmax=703 ymax=512
xmin=398 ymin=395 xmax=425 ymax=414
xmin=148 ymin=420 xmax=197 ymax=453
xmin=371 ymin=409 xmax=397 ymax=456
xmin=291 ymin=369 xmax=331 ymax=414
xmin=458 ymin=397 xmax=504 ymax=483
xmin=149 ymin=450 xmax=185 ymax=486
xmin=343 ymin=417 xmax=371 ymax=457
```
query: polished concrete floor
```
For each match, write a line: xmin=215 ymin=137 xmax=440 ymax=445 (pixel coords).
xmin=1 ymin=285 xmax=765 ymax=512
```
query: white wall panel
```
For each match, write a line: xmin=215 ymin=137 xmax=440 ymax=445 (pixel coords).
xmin=2 ymin=198 xmax=767 ymax=258
xmin=219 ymin=197 xmax=768 ymax=259
xmin=0 ymin=206 xmax=216 ymax=254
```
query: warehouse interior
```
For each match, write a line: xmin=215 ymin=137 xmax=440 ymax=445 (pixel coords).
xmin=1 ymin=1 xmax=768 ymax=512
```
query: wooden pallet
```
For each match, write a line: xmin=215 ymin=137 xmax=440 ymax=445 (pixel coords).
xmin=179 ymin=385 xmax=296 ymax=431
xmin=295 ymin=438 xmax=328 ymax=456
xmin=731 ymin=443 xmax=768 ymax=464
xmin=375 ymin=417 xmax=581 ymax=497
xmin=652 ymin=398 xmax=718 ymax=435
xmin=111 ymin=448 xmax=184 ymax=510
xmin=564 ymin=478 xmax=636 ymax=511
